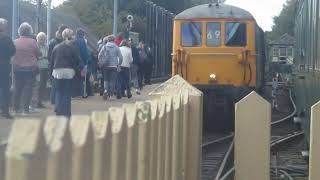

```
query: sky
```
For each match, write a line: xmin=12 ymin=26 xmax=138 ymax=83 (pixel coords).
xmin=52 ymin=0 xmax=287 ymax=31
xmin=225 ymin=0 xmax=287 ymax=31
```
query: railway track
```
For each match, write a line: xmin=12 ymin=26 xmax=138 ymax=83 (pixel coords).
xmin=201 ymin=133 xmax=234 ymax=180
xmin=270 ymin=89 xmax=308 ymax=179
xmin=203 ymin=87 xmax=309 ymax=180
xmin=271 ymin=132 xmax=308 ymax=180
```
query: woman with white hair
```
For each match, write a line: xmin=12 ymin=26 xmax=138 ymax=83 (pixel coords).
xmin=12 ymin=22 xmax=41 ymax=115
xmin=51 ymin=28 xmax=80 ymax=117
xmin=36 ymin=32 xmax=49 ymax=108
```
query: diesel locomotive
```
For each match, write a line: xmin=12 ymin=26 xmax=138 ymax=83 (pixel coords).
xmin=171 ymin=2 xmax=266 ymax=130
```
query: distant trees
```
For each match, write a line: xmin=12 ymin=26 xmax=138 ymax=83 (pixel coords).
xmin=55 ymin=0 xmax=204 ymax=37
xmin=267 ymin=0 xmax=297 ymax=40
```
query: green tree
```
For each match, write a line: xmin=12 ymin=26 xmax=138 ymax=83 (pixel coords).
xmin=57 ymin=0 xmax=194 ymax=37
xmin=269 ymin=0 xmax=296 ymax=40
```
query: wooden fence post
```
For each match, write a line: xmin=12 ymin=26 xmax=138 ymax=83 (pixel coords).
xmin=44 ymin=116 xmax=71 ymax=180
xmin=171 ymin=95 xmax=182 ymax=180
xmin=123 ymin=104 xmax=138 ymax=180
xmin=91 ymin=111 xmax=110 ymax=180
xmin=69 ymin=116 xmax=93 ymax=180
xmin=235 ymin=92 xmax=271 ymax=180
xmin=309 ymin=101 xmax=320 ymax=180
xmin=5 ymin=119 xmax=46 ymax=180
xmin=150 ymin=75 xmax=203 ymax=180
xmin=156 ymin=99 xmax=166 ymax=180
xmin=162 ymin=96 xmax=173 ymax=180
xmin=108 ymin=107 xmax=126 ymax=180
xmin=136 ymin=102 xmax=152 ymax=180
xmin=180 ymin=93 xmax=189 ymax=180
xmin=146 ymin=100 xmax=159 ymax=180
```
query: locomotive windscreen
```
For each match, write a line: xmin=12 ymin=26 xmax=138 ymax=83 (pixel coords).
xmin=225 ymin=22 xmax=247 ymax=47
xmin=181 ymin=22 xmax=202 ymax=47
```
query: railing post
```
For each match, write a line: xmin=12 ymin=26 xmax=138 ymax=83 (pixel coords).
xmin=69 ymin=116 xmax=93 ymax=180
xmin=156 ymin=99 xmax=166 ymax=180
xmin=108 ymin=108 xmax=126 ymax=180
xmin=180 ymin=94 xmax=189 ymax=180
xmin=171 ymin=95 xmax=182 ymax=180
xmin=150 ymin=75 xmax=203 ymax=180
xmin=136 ymin=102 xmax=152 ymax=180
xmin=309 ymin=101 xmax=320 ymax=180
xmin=44 ymin=116 xmax=71 ymax=180
xmin=235 ymin=92 xmax=271 ymax=180
xmin=163 ymin=96 xmax=173 ymax=180
xmin=91 ymin=111 xmax=110 ymax=180
xmin=123 ymin=104 xmax=138 ymax=180
xmin=146 ymin=100 xmax=159 ymax=180
xmin=5 ymin=119 xmax=46 ymax=180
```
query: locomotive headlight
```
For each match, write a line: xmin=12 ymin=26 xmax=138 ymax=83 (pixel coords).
xmin=209 ymin=74 xmax=216 ymax=79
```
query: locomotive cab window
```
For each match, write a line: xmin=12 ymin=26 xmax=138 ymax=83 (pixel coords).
xmin=181 ymin=22 xmax=202 ymax=47
xmin=206 ymin=22 xmax=221 ymax=47
xmin=225 ymin=22 xmax=247 ymax=47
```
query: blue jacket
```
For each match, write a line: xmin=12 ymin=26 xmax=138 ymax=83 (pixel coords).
xmin=74 ymin=34 xmax=88 ymax=69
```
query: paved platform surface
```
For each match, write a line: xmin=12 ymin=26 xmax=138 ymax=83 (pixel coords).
xmin=0 ymin=84 xmax=160 ymax=145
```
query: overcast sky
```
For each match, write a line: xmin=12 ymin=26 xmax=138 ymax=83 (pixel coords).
xmin=226 ymin=0 xmax=286 ymax=31
xmin=52 ymin=0 xmax=286 ymax=31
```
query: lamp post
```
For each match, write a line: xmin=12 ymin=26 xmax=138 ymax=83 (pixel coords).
xmin=47 ymin=0 xmax=52 ymax=44
xmin=12 ymin=0 xmax=18 ymax=39
xmin=36 ymin=0 xmax=43 ymax=33
xmin=113 ymin=0 xmax=118 ymax=36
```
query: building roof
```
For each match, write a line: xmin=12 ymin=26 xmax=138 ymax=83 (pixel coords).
xmin=269 ymin=33 xmax=295 ymax=46
xmin=175 ymin=3 xmax=254 ymax=20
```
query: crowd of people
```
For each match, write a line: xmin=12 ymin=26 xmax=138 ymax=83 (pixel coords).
xmin=0 ymin=18 xmax=154 ymax=119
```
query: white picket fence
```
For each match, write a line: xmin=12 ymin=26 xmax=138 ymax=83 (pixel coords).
xmin=1 ymin=75 xmax=319 ymax=180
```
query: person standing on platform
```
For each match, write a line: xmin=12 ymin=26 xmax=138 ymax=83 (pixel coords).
xmin=98 ymin=35 xmax=123 ymax=100
xmin=51 ymin=29 xmax=80 ymax=117
xmin=36 ymin=32 xmax=49 ymax=108
xmin=12 ymin=22 xmax=41 ymax=115
xmin=48 ymin=25 xmax=68 ymax=104
xmin=0 ymin=18 xmax=16 ymax=119
xmin=144 ymin=44 xmax=153 ymax=85
xmin=119 ymin=40 xmax=133 ymax=98
xmin=129 ymin=38 xmax=141 ymax=95
xmin=137 ymin=41 xmax=148 ymax=91
xmin=73 ymin=28 xmax=89 ymax=98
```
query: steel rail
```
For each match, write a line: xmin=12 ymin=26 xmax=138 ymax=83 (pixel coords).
xmin=271 ymin=131 xmax=304 ymax=147
xmin=214 ymin=141 xmax=234 ymax=180
xmin=202 ymin=134 xmax=234 ymax=148
xmin=201 ymin=134 xmax=234 ymax=180
xmin=271 ymin=89 xmax=297 ymax=125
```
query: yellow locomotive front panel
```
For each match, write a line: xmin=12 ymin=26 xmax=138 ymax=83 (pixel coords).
xmin=172 ymin=20 xmax=257 ymax=88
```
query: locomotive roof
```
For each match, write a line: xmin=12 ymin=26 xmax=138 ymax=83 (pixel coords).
xmin=175 ymin=3 xmax=255 ymax=20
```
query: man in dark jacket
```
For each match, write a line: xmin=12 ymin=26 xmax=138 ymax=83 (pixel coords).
xmin=144 ymin=44 xmax=153 ymax=85
xmin=0 ymin=18 xmax=16 ymax=119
